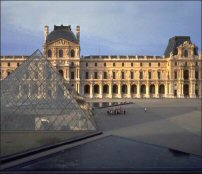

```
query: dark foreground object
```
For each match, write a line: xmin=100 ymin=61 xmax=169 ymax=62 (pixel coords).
xmin=4 ymin=136 xmax=202 ymax=173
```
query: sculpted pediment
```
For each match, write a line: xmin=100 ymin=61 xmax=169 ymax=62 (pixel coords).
xmin=46 ymin=39 xmax=78 ymax=47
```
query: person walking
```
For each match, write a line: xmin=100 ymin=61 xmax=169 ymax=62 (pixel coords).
xmin=144 ymin=107 xmax=147 ymax=112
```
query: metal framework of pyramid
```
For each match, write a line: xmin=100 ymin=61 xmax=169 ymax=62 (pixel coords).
xmin=1 ymin=50 xmax=96 ymax=131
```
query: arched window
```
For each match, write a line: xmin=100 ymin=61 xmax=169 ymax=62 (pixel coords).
xmin=140 ymin=84 xmax=146 ymax=94
xmin=103 ymin=84 xmax=109 ymax=94
xmin=47 ymin=49 xmax=52 ymax=58
xmin=84 ymin=85 xmax=90 ymax=94
xmin=184 ymin=50 xmax=188 ymax=57
xmin=59 ymin=49 xmax=63 ymax=58
xmin=113 ymin=84 xmax=118 ymax=94
xmin=131 ymin=84 xmax=137 ymax=94
xmin=195 ymin=71 xmax=198 ymax=79
xmin=149 ymin=84 xmax=155 ymax=94
xmin=184 ymin=70 xmax=189 ymax=80
xmin=159 ymin=84 xmax=165 ymax=94
xmin=183 ymin=84 xmax=189 ymax=97
xmin=58 ymin=70 xmax=64 ymax=77
xmin=71 ymin=49 xmax=75 ymax=57
xmin=94 ymin=84 xmax=99 ymax=94
xmin=122 ymin=84 xmax=127 ymax=94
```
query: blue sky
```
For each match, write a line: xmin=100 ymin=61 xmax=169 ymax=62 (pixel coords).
xmin=1 ymin=1 xmax=201 ymax=56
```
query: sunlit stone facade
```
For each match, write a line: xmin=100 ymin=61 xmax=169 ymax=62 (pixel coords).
xmin=1 ymin=25 xmax=201 ymax=98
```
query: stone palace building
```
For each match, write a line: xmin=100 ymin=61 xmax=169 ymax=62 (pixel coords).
xmin=1 ymin=25 xmax=201 ymax=98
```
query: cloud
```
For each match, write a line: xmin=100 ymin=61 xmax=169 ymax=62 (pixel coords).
xmin=1 ymin=1 xmax=201 ymax=55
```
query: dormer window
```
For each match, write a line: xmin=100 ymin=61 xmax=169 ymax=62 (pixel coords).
xmin=59 ymin=49 xmax=63 ymax=58
xmin=71 ymin=50 xmax=75 ymax=57
xmin=47 ymin=49 xmax=52 ymax=58
xmin=184 ymin=50 xmax=188 ymax=58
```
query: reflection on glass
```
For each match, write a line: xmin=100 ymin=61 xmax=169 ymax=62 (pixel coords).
xmin=1 ymin=50 xmax=97 ymax=157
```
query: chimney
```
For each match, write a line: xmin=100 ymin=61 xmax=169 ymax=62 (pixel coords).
xmin=76 ymin=26 xmax=80 ymax=44
xmin=44 ymin=25 xmax=49 ymax=41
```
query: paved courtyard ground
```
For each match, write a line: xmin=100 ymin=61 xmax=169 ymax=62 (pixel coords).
xmin=89 ymin=99 xmax=202 ymax=156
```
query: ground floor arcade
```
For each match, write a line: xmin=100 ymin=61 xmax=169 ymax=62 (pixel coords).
xmin=80 ymin=81 xmax=201 ymax=99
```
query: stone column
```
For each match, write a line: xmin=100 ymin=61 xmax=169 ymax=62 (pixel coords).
xmin=156 ymin=83 xmax=159 ymax=98
xmin=169 ymin=82 xmax=174 ymax=98
xmin=77 ymin=83 xmax=80 ymax=94
xmin=118 ymin=83 xmax=122 ymax=98
xmin=146 ymin=82 xmax=149 ymax=98
xmin=165 ymin=82 xmax=168 ymax=97
xmin=199 ymin=81 xmax=202 ymax=97
xmin=137 ymin=81 xmax=140 ymax=98
xmin=100 ymin=83 xmax=103 ymax=99
xmin=90 ymin=83 xmax=93 ymax=98
xmin=127 ymin=83 xmax=131 ymax=98
xmin=178 ymin=83 xmax=184 ymax=98
xmin=109 ymin=83 xmax=112 ymax=98
xmin=181 ymin=69 xmax=184 ymax=80
xmin=66 ymin=69 xmax=69 ymax=80
xmin=190 ymin=83 xmax=196 ymax=98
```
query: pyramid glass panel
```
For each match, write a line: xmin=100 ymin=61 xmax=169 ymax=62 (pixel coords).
xmin=1 ymin=50 xmax=97 ymax=157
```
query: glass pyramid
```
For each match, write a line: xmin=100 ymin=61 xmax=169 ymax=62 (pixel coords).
xmin=1 ymin=50 xmax=96 ymax=131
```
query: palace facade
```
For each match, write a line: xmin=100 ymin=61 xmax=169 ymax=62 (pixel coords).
xmin=1 ymin=25 xmax=201 ymax=98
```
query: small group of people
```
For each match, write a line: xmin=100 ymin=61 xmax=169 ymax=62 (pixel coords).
xmin=107 ymin=107 xmax=126 ymax=115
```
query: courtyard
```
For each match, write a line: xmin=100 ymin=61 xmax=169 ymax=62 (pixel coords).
xmin=90 ymin=98 xmax=201 ymax=156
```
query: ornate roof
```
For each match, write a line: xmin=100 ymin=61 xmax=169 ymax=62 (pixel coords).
xmin=46 ymin=25 xmax=78 ymax=44
xmin=164 ymin=36 xmax=191 ymax=57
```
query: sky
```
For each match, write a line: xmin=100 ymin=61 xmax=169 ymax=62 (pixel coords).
xmin=1 ymin=1 xmax=201 ymax=56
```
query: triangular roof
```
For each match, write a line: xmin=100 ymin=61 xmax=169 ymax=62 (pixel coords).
xmin=1 ymin=49 xmax=96 ymax=131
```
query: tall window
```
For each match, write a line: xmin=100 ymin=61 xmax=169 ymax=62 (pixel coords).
xmin=148 ymin=72 xmax=151 ymax=79
xmin=174 ymin=71 xmax=177 ymax=79
xmin=86 ymin=63 xmax=88 ymax=67
xmin=122 ymin=72 xmax=125 ymax=79
xmin=158 ymin=62 xmax=160 ymax=67
xmin=195 ymin=71 xmax=198 ymax=79
xmin=140 ymin=62 xmax=142 ymax=67
xmin=184 ymin=50 xmax=188 ymax=57
xmin=71 ymin=50 xmax=75 ymax=57
xmin=113 ymin=72 xmax=116 ymax=79
xmin=104 ymin=72 xmax=107 ymax=79
xmin=17 ymin=63 xmax=20 ymax=67
xmin=85 ymin=72 xmax=89 ymax=79
xmin=71 ymin=71 xmax=74 ymax=79
xmin=195 ymin=62 xmax=198 ymax=66
xmin=59 ymin=49 xmax=63 ymax=58
xmin=149 ymin=62 xmax=151 ymax=67
xmin=140 ymin=71 xmax=143 ymax=79
xmin=8 ymin=62 xmax=10 ymax=67
xmin=113 ymin=63 xmax=116 ymax=67
xmin=95 ymin=63 xmax=97 ymax=67
xmin=94 ymin=72 xmax=98 ymax=79
xmin=48 ymin=49 xmax=52 ymax=58
xmin=104 ymin=63 xmax=106 ymax=67
xmin=130 ymin=71 xmax=134 ymax=79
xmin=184 ymin=70 xmax=189 ymax=80
xmin=158 ymin=71 xmax=161 ymax=79
xmin=122 ymin=63 xmax=124 ymax=67
xmin=175 ymin=62 xmax=177 ymax=66
xmin=131 ymin=63 xmax=133 ymax=67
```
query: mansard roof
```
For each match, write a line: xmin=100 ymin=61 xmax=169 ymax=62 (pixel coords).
xmin=164 ymin=36 xmax=191 ymax=57
xmin=46 ymin=25 xmax=78 ymax=44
